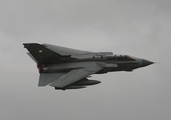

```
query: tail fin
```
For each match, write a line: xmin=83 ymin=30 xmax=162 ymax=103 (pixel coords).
xmin=23 ymin=43 xmax=64 ymax=64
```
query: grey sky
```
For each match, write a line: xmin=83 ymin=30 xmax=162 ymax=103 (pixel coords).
xmin=0 ymin=0 xmax=171 ymax=120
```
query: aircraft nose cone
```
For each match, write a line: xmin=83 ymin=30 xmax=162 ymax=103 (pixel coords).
xmin=142 ymin=59 xmax=154 ymax=67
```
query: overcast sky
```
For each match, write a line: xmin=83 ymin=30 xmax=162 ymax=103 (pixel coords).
xmin=0 ymin=0 xmax=171 ymax=120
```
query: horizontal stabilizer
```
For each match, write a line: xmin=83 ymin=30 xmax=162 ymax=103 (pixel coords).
xmin=39 ymin=73 xmax=66 ymax=86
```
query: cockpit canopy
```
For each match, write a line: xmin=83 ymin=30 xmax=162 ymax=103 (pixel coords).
xmin=107 ymin=55 xmax=136 ymax=61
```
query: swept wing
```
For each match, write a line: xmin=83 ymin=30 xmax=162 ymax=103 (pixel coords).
xmin=50 ymin=67 xmax=102 ymax=89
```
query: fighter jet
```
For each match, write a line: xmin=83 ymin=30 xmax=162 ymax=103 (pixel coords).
xmin=23 ymin=43 xmax=154 ymax=90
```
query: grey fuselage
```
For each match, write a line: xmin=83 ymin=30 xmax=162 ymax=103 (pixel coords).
xmin=38 ymin=55 xmax=152 ymax=74
xmin=23 ymin=43 xmax=154 ymax=90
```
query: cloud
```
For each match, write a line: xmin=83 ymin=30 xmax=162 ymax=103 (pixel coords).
xmin=0 ymin=0 xmax=171 ymax=120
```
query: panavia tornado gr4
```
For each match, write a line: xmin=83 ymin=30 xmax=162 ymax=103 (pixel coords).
xmin=23 ymin=43 xmax=154 ymax=90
